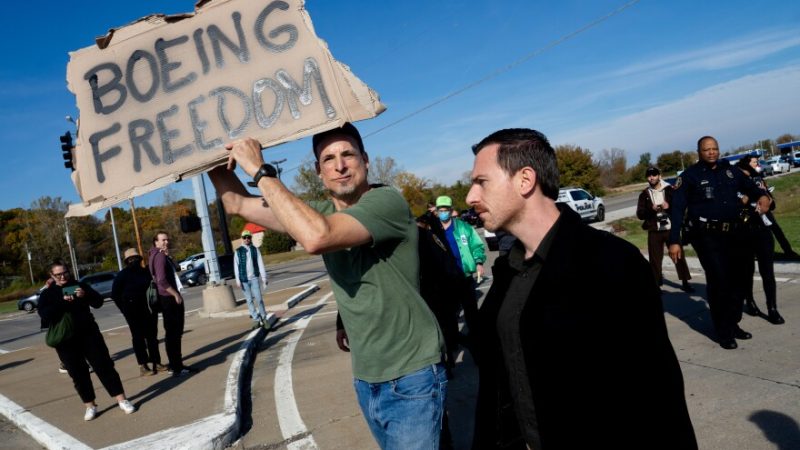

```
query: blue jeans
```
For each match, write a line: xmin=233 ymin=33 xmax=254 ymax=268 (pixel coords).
xmin=353 ymin=363 xmax=447 ymax=450
xmin=241 ymin=278 xmax=267 ymax=322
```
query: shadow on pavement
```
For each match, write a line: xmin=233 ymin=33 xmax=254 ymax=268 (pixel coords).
xmin=0 ymin=358 xmax=34 ymax=372
xmin=749 ymin=410 xmax=800 ymax=450
xmin=661 ymin=284 xmax=717 ymax=343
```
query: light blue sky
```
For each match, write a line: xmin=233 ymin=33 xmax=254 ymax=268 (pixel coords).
xmin=1 ymin=0 xmax=798 ymax=212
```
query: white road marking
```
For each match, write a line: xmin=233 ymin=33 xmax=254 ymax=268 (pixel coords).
xmin=274 ymin=292 xmax=333 ymax=450
xmin=0 ymin=393 xmax=92 ymax=450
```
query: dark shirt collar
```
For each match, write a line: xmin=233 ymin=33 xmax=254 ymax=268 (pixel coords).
xmin=507 ymin=210 xmax=562 ymax=271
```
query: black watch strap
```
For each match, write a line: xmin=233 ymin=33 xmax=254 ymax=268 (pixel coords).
xmin=247 ymin=164 xmax=278 ymax=187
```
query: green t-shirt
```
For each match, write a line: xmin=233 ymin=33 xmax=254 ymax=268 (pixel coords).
xmin=309 ymin=187 xmax=444 ymax=382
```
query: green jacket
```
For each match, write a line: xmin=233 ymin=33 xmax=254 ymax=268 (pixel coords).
xmin=448 ymin=218 xmax=486 ymax=276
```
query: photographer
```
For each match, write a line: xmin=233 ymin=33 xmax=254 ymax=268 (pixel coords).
xmin=637 ymin=167 xmax=693 ymax=292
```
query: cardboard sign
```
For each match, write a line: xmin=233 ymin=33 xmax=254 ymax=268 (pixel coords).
xmin=66 ymin=0 xmax=385 ymax=214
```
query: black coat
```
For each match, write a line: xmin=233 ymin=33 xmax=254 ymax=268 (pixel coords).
xmin=473 ymin=207 xmax=697 ymax=449
xmin=38 ymin=281 xmax=104 ymax=334
xmin=111 ymin=265 xmax=153 ymax=315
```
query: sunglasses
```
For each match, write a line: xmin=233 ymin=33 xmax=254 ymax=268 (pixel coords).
xmin=52 ymin=271 xmax=69 ymax=278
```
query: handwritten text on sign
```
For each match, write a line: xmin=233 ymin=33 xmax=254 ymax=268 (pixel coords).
xmin=67 ymin=0 xmax=384 ymax=204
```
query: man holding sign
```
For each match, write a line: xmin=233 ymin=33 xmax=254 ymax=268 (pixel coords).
xmin=209 ymin=123 xmax=446 ymax=449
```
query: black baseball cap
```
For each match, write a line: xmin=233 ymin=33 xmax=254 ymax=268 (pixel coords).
xmin=645 ymin=166 xmax=661 ymax=176
xmin=312 ymin=122 xmax=365 ymax=160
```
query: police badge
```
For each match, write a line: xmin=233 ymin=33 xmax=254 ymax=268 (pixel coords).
xmin=726 ymin=169 xmax=734 ymax=178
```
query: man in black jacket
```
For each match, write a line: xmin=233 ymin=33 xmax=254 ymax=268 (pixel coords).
xmin=112 ymin=248 xmax=164 ymax=376
xmin=466 ymin=129 xmax=696 ymax=449
xmin=636 ymin=166 xmax=693 ymax=292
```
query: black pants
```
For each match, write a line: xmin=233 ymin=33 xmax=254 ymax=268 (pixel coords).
xmin=459 ymin=276 xmax=479 ymax=337
xmin=56 ymin=323 xmax=124 ymax=403
xmin=647 ymin=230 xmax=692 ymax=283
xmin=121 ymin=304 xmax=161 ymax=366
xmin=159 ymin=294 xmax=185 ymax=370
xmin=690 ymin=229 xmax=749 ymax=341
xmin=743 ymin=226 xmax=778 ymax=309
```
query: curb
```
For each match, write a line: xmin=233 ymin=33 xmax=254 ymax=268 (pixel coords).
xmin=2 ymin=283 xmax=321 ymax=450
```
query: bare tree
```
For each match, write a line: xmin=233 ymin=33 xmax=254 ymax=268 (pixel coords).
xmin=368 ymin=156 xmax=401 ymax=186
xmin=293 ymin=157 xmax=326 ymax=201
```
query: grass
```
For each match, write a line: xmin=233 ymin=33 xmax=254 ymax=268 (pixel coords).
xmin=263 ymin=249 xmax=317 ymax=265
xmin=609 ymin=171 xmax=800 ymax=253
xmin=0 ymin=300 xmax=21 ymax=315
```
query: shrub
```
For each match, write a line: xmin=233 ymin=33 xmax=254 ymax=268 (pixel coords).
xmin=261 ymin=230 xmax=295 ymax=254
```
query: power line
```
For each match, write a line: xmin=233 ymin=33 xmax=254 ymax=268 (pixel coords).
xmin=280 ymin=0 xmax=641 ymax=178
xmin=363 ymin=0 xmax=641 ymax=139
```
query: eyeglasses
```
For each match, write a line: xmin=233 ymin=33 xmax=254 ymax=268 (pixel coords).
xmin=52 ymin=271 xmax=69 ymax=278
xmin=243 ymin=236 xmax=252 ymax=239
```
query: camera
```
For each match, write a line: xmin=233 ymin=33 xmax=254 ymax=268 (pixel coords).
xmin=656 ymin=212 xmax=671 ymax=231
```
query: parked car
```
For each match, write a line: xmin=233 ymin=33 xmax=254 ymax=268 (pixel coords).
xmin=765 ymin=156 xmax=790 ymax=174
xmin=178 ymin=254 xmax=235 ymax=288
xmin=180 ymin=263 xmax=208 ymax=287
xmin=79 ymin=271 xmax=117 ymax=299
xmin=17 ymin=286 xmax=46 ymax=313
xmin=179 ymin=253 xmax=205 ymax=271
xmin=793 ymin=152 xmax=800 ymax=168
xmin=556 ymin=188 xmax=605 ymax=222
xmin=757 ymin=160 xmax=775 ymax=177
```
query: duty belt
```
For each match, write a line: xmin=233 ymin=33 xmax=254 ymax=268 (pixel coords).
xmin=691 ymin=218 xmax=739 ymax=232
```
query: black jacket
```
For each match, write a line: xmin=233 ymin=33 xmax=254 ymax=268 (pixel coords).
xmin=473 ymin=207 xmax=697 ymax=449
xmin=111 ymin=265 xmax=153 ymax=314
xmin=38 ymin=281 xmax=104 ymax=333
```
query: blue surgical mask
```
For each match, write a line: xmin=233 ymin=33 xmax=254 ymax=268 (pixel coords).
xmin=438 ymin=211 xmax=451 ymax=222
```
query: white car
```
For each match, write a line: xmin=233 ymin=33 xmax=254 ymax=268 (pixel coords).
xmin=765 ymin=156 xmax=790 ymax=174
xmin=557 ymin=188 xmax=605 ymax=222
xmin=179 ymin=253 xmax=205 ymax=271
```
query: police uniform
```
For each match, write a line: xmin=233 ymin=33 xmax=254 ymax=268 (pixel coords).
xmin=669 ymin=159 xmax=766 ymax=346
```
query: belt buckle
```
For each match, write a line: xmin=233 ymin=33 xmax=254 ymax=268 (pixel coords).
xmin=722 ymin=222 xmax=730 ymax=232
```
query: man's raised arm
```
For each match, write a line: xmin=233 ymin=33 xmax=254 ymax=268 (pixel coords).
xmin=208 ymin=165 xmax=286 ymax=233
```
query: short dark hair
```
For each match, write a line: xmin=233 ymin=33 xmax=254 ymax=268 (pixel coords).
xmin=645 ymin=166 xmax=661 ymax=176
xmin=472 ymin=128 xmax=560 ymax=200
xmin=312 ymin=122 xmax=365 ymax=160
xmin=152 ymin=231 xmax=169 ymax=246
xmin=49 ymin=260 xmax=67 ymax=273
xmin=697 ymin=136 xmax=717 ymax=151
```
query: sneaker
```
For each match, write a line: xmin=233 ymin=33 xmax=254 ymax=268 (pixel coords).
xmin=118 ymin=399 xmax=136 ymax=414
xmin=84 ymin=405 xmax=97 ymax=421
xmin=171 ymin=366 xmax=199 ymax=377
xmin=153 ymin=363 xmax=169 ymax=373
xmin=58 ymin=363 xmax=68 ymax=374
xmin=139 ymin=364 xmax=153 ymax=377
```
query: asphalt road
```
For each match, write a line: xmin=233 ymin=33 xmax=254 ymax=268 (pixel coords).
xmin=0 ymin=257 xmax=327 ymax=354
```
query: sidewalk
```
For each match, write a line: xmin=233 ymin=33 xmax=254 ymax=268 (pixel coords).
xmin=0 ymin=284 xmax=318 ymax=450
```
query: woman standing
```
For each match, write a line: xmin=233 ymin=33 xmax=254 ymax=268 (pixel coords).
xmin=37 ymin=262 xmax=136 ymax=421
xmin=111 ymin=248 xmax=166 ymax=376
xmin=735 ymin=156 xmax=785 ymax=325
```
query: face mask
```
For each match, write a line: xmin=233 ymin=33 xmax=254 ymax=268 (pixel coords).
xmin=438 ymin=211 xmax=451 ymax=222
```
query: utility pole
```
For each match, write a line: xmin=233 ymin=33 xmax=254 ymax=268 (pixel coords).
xmin=24 ymin=242 xmax=34 ymax=285
xmin=192 ymin=174 xmax=220 ymax=282
xmin=129 ymin=199 xmax=144 ymax=258
xmin=64 ymin=217 xmax=79 ymax=279
xmin=109 ymin=208 xmax=123 ymax=270
xmin=270 ymin=158 xmax=287 ymax=180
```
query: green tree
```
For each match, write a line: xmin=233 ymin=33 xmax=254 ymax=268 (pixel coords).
xmin=555 ymin=144 xmax=602 ymax=195
xmin=292 ymin=158 xmax=326 ymax=201
xmin=394 ymin=172 xmax=431 ymax=217
xmin=596 ymin=148 xmax=627 ymax=188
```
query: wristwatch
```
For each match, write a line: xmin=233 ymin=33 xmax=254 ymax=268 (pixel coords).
xmin=247 ymin=163 xmax=278 ymax=187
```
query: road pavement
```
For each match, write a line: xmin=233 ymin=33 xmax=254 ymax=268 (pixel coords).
xmin=1 ymin=252 xmax=799 ymax=449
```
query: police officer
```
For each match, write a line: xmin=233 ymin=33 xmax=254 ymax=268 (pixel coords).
xmin=668 ymin=136 xmax=772 ymax=350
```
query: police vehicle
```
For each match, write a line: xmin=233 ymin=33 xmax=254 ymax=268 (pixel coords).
xmin=557 ymin=188 xmax=605 ymax=222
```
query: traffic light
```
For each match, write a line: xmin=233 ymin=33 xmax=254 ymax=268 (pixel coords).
xmin=59 ymin=132 xmax=74 ymax=171
xmin=180 ymin=215 xmax=202 ymax=233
